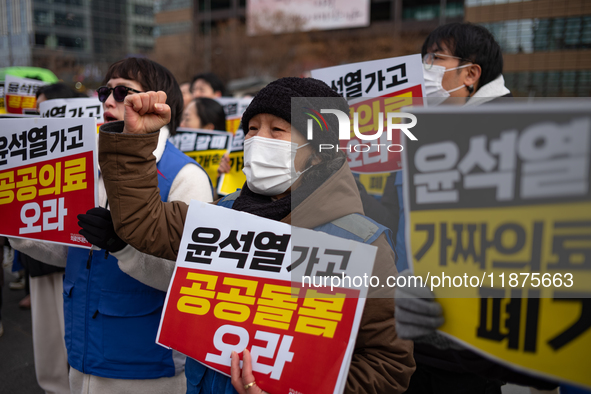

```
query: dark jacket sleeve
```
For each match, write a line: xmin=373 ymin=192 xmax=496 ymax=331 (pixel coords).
xmin=99 ymin=122 xmax=187 ymax=261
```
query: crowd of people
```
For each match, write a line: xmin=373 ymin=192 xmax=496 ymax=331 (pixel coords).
xmin=1 ymin=21 xmax=586 ymax=394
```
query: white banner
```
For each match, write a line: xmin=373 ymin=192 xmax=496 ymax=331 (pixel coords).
xmin=247 ymin=0 xmax=370 ymax=35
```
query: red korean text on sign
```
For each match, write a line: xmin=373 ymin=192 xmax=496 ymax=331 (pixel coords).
xmin=159 ymin=267 xmax=361 ymax=394
xmin=344 ymin=85 xmax=423 ymax=174
xmin=0 ymin=151 xmax=94 ymax=247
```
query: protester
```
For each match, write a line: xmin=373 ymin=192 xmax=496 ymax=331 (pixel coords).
xmin=10 ymin=58 xmax=213 ymax=394
xmin=14 ymin=79 xmax=82 ymax=394
xmin=180 ymin=97 xmax=227 ymax=131
xmin=36 ymin=82 xmax=85 ymax=107
xmin=392 ymin=22 xmax=558 ymax=393
xmin=7 ymin=83 xmax=87 ymax=394
xmin=421 ymin=22 xmax=511 ymax=106
xmin=97 ymin=77 xmax=415 ymax=393
xmin=180 ymin=81 xmax=193 ymax=109
xmin=190 ymin=72 xmax=227 ymax=98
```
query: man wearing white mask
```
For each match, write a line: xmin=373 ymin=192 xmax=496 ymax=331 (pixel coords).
xmin=421 ymin=22 xmax=511 ymax=106
xmin=392 ymin=22 xmax=559 ymax=394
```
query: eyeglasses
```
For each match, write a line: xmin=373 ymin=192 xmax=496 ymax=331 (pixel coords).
xmin=422 ymin=53 xmax=472 ymax=70
xmin=97 ymin=86 xmax=142 ymax=103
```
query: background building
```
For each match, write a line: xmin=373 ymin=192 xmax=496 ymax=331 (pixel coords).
xmin=0 ymin=0 xmax=155 ymax=87
xmin=152 ymin=0 xmax=464 ymax=90
xmin=3 ymin=0 xmax=590 ymax=96
xmin=465 ymin=0 xmax=591 ymax=97
xmin=153 ymin=0 xmax=194 ymax=83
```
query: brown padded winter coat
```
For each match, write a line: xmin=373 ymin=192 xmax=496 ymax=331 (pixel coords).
xmin=98 ymin=122 xmax=415 ymax=394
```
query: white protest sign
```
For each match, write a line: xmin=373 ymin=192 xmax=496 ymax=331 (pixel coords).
xmin=39 ymin=97 xmax=103 ymax=122
xmin=157 ymin=201 xmax=377 ymax=394
xmin=0 ymin=117 xmax=98 ymax=247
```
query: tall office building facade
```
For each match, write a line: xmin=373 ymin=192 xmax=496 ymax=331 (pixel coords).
xmin=0 ymin=0 xmax=155 ymax=85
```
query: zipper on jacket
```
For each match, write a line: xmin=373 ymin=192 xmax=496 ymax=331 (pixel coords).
xmin=86 ymin=250 xmax=93 ymax=269
xmin=82 ymin=249 xmax=94 ymax=373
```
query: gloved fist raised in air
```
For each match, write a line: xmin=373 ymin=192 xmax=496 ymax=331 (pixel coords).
xmin=77 ymin=207 xmax=127 ymax=253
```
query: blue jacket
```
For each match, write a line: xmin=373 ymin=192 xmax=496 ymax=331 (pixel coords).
xmin=186 ymin=191 xmax=394 ymax=394
xmin=64 ymin=142 xmax=207 ymax=379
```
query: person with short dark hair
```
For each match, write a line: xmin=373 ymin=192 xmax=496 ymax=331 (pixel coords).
xmin=97 ymin=77 xmax=416 ymax=394
xmin=17 ymin=81 xmax=84 ymax=394
xmin=36 ymin=82 xmax=84 ymax=108
xmin=181 ymin=97 xmax=227 ymax=131
xmin=11 ymin=58 xmax=214 ymax=394
xmin=421 ymin=22 xmax=511 ymax=106
xmin=190 ymin=72 xmax=226 ymax=98
xmin=393 ymin=23 xmax=558 ymax=394
xmin=103 ymin=57 xmax=185 ymax=135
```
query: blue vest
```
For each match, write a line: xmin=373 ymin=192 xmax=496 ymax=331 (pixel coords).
xmin=64 ymin=142 xmax=208 ymax=379
xmin=186 ymin=191 xmax=394 ymax=394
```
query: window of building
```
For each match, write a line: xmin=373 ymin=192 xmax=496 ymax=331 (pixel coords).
xmin=53 ymin=0 xmax=83 ymax=5
xmin=370 ymin=1 xmax=391 ymax=22
xmin=402 ymin=0 xmax=463 ymax=21
xmin=198 ymin=0 xmax=232 ymax=12
xmin=55 ymin=12 xmax=84 ymax=28
xmin=582 ymin=16 xmax=591 ymax=46
xmin=504 ymin=70 xmax=591 ymax=97
xmin=57 ymin=35 xmax=84 ymax=50
xmin=34 ymin=10 xmax=52 ymax=27
xmin=482 ymin=15 xmax=591 ymax=53
xmin=155 ymin=0 xmax=192 ymax=13
xmin=135 ymin=4 xmax=154 ymax=16
xmin=35 ymin=33 xmax=49 ymax=46
xmin=465 ymin=0 xmax=531 ymax=7
xmin=135 ymin=24 xmax=154 ymax=36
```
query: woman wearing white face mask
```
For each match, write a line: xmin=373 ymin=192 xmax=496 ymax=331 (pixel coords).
xmin=97 ymin=77 xmax=416 ymax=394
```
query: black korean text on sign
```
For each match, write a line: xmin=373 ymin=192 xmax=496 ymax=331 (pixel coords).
xmin=0 ymin=125 xmax=84 ymax=166
xmin=407 ymin=116 xmax=591 ymax=211
xmin=414 ymin=221 xmax=544 ymax=270
xmin=476 ymin=288 xmax=591 ymax=352
xmin=288 ymin=247 xmax=352 ymax=277
xmin=185 ymin=227 xmax=291 ymax=273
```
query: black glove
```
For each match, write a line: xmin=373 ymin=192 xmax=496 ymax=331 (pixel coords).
xmin=77 ymin=207 xmax=127 ymax=253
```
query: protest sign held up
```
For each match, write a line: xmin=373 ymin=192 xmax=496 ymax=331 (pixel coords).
xmin=312 ymin=54 xmax=425 ymax=197
xmin=4 ymin=75 xmax=47 ymax=115
xmin=402 ymin=102 xmax=591 ymax=388
xmin=157 ymin=202 xmax=377 ymax=394
xmin=0 ymin=117 xmax=98 ymax=248
xmin=169 ymin=128 xmax=233 ymax=188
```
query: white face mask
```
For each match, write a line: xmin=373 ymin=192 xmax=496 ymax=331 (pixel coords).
xmin=243 ymin=136 xmax=310 ymax=196
xmin=423 ymin=63 xmax=472 ymax=106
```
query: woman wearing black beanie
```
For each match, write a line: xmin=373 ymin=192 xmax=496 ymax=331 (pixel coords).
xmin=97 ymin=77 xmax=415 ymax=394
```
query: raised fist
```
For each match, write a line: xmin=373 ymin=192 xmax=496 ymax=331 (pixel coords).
xmin=122 ymin=91 xmax=171 ymax=134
